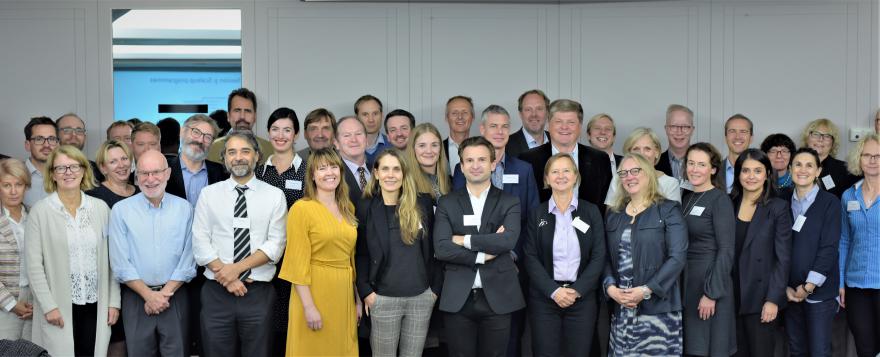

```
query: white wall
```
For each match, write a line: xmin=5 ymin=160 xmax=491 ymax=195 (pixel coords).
xmin=0 ymin=0 xmax=876 ymax=160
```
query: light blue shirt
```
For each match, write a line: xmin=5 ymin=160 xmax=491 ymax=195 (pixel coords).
xmin=181 ymin=158 xmax=209 ymax=207
xmin=366 ymin=133 xmax=388 ymax=156
xmin=524 ymin=130 xmax=548 ymax=150
xmin=109 ymin=192 xmax=196 ymax=286
xmin=725 ymin=157 xmax=735 ymax=194
xmin=491 ymin=154 xmax=507 ymax=189
xmin=840 ymin=180 xmax=880 ymax=289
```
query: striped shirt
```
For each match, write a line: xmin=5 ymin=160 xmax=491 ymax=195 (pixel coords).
xmin=839 ymin=180 xmax=880 ymax=289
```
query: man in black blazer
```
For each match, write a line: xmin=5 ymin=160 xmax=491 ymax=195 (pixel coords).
xmin=506 ymin=89 xmax=550 ymax=159
xmin=442 ymin=96 xmax=476 ymax=174
xmin=434 ymin=137 xmax=525 ymax=357
xmin=518 ymin=99 xmax=612 ymax=211
xmin=335 ymin=116 xmax=370 ymax=204
xmin=166 ymin=115 xmax=227 ymax=205
xmin=655 ymin=104 xmax=694 ymax=181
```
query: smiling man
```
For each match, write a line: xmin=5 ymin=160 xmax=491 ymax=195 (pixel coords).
xmin=335 ymin=116 xmax=370 ymax=204
xmin=207 ymin=88 xmax=274 ymax=165
xmin=166 ymin=114 xmax=227 ymax=206
xmin=384 ymin=109 xmax=415 ymax=151
xmin=656 ymin=104 xmax=694 ymax=181
xmin=507 ymin=90 xmax=550 ymax=158
xmin=22 ymin=116 xmax=58 ymax=206
xmin=443 ymin=95 xmax=476 ymax=173
xmin=721 ymin=114 xmax=754 ymax=193
xmin=56 ymin=113 xmax=105 ymax=183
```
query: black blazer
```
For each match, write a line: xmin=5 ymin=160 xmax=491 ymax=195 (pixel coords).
xmin=88 ymin=160 xmax=105 ymax=183
xmin=355 ymin=194 xmax=441 ymax=299
xmin=343 ymin=164 xmax=365 ymax=205
xmin=165 ymin=156 xmax=227 ymax=201
xmin=819 ymin=156 xmax=861 ymax=198
xmin=523 ymin=199 xmax=606 ymax=299
xmin=506 ymin=129 xmax=549 ymax=159
xmin=433 ymin=186 xmax=525 ymax=314
xmin=788 ymin=189 xmax=840 ymax=302
xmin=655 ymin=150 xmax=674 ymax=177
xmin=613 ymin=154 xmax=623 ymax=169
xmin=732 ymin=196 xmax=792 ymax=314
xmin=518 ymin=143 xmax=612 ymax=212
xmin=603 ymin=199 xmax=688 ymax=315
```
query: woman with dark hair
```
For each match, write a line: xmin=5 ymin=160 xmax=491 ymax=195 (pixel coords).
xmin=681 ymin=142 xmax=737 ymax=356
xmin=783 ymin=147 xmax=840 ymax=357
xmin=760 ymin=133 xmax=797 ymax=197
xmin=730 ymin=148 xmax=792 ymax=357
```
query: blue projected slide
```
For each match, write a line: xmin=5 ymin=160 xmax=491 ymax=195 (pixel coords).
xmin=113 ymin=70 xmax=241 ymax=122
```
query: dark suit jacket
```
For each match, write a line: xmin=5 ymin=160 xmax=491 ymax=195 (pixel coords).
xmin=603 ymin=199 xmax=688 ymax=315
xmin=506 ymin=129 xmax=548 ymax=159
xmin=433 ymin=186 xmax=525 ymax=314
xmin=355 ymin=194 xmax=441 ymax=299
xmin=523 ymin=199 xmax=606 ymax=299
xmin=655 ymin=150 xmax=674 ymax=177
xmin=0 ymin=153 xmax=8 ymax=160
xmin=442 ymin=138 xmax=451 ymax=165
xmin=613 ymin=154 xmax=623 ymax=169
xmin=819 ymin=156 xmax=861 ymax=198
xmin=518 ymin=143 xmax=612 ymax=211
xmin=732 ymin=195 xmax=792 ymax=314
xmin=343 ymin=164 xmax=365 ymax=205
xmin=788 ymin=189 xmax=840 ymax=302
xmin=165 ymin=156 xmax=227 ymax=201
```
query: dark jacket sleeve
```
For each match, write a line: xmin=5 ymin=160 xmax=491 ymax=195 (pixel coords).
xmin=354 ymin=199 xmax=373 ymax=299
xmin=468 ymin=198 xmax=522 ymax=255
xmin=572 ymin=203 xmax=606 ymax=298
xmin=420 ymin=197 xmax=443 ymax=296
xmin=523 ymin=207 xmax=557 ymax=298
xmin=645 ymin=201 xmax=688 ymax=300
xmin=433 ymin=196 xmax=479 ymax=267
xmin=808 ymin=194 xmax=841 ymax=285
xmin=705 ymin=193 xmax=735 ymax=299
xmin=602 ymin=212 xmax=620 ymax=296
xmin=766 ymin=199 xmax=793 ymax=306
xmin=451 ymin=165 xmax=465 ymax=190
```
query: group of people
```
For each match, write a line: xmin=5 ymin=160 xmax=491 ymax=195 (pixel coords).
xmin=0 ymin=87 xmax=878 ymax=357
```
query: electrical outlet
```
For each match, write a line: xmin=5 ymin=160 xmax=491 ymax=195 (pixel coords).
xmin=849 ymin=128 xmax=874 ymax=142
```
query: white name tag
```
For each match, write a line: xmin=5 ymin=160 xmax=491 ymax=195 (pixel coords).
xmin=502 ymin=174 xmax=519 ymax=184
xmin=690 ymin=206 xmax=705 ymax=216
xmin=847 ymin=200 xmax=860 ymax=211
xmin=821 ymin=175 xmax=836 ymax=190
xmin=572 ymin=216 xmax=590 ymax=233
xmin=792 ymin=215 xmax=807 ymax=232
xmin=285 ymin=179 xmax=302 ymax=190
xmin=232 ymin=217 xmax=250 ymax=229
xmin=419 ymin=222 xmax=424 ymax=230
xmin=463 ymin=215 xmax=479 ymax=227
xmin=680 ymin=180 xmax=695 ymax=191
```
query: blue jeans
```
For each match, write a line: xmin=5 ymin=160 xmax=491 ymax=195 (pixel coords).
xmin=785 ymin=299 xmax=838 ymax=357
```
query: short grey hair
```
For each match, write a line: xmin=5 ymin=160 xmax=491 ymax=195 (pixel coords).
xmin=184 ymin=114 xmax=221 ymax=137
xmin=480 ymin=104 xmax=510 ymax=124
xmin=222 ymin=129 xmax=261 ymax=161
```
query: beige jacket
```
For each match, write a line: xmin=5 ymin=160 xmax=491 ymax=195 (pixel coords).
xmin=25 ymin=192 xmax=120 ymax=356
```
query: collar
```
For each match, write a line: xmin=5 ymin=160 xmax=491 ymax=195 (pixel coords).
xmin=551 ymin=143 xmax=579 ymax=157
xmin=179 ymin=156 xmax=207 ymax=174
xmin=725 ymin=158 xmax=734 ymax=171
xmin=524 ymin=130 xmax=547 ymax=146
xmin=342 ymin=157 xmax=368 ymax=174
xmin=48 ymin=191 xmax=90 ymax=213
xmin=26 ymin=158 xmax=42 ymax=177
xmin=136 ymin=192 xmax=168 ymax=209
xmin=264 ymin=153 xmax=303 ymax=172
xmin=1 ymin=205 xmax=26 ymax=224
xmin=224 ymin=175 xmax=259 ymax=192
xmin=548 ymin=195 xmax=578 ymax=214
xmin=497 ymin=152 xmax=507 ymax=170
xmin=466 ymin=184 xmax=491 ymax=199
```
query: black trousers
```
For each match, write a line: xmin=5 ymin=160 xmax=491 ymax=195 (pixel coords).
xmin=444 ymin=289 xmax=511 ymax=357
xmin=122 ymin=286 xmax=189 ymax=356
xmin=527 ymin=289 xmax=596 ymax=357
xmin=200 ymin=280 xmax=276 ymax=357
xmin=734 ymin=313 xmax=778 ymax=357
xmin=72 ymin=302 xmax=98 ymax=357
xmin=845 ymin=287 xmax=880 ymax=357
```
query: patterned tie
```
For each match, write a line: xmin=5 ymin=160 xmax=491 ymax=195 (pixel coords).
xmin=234 ymin=186 xmax=252 ymax=281
xmin=357 ymin=167 xmax=367 ymax=191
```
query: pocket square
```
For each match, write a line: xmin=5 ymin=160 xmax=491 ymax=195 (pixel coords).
xmin=538 ymin=219 xmax=548 ymax=227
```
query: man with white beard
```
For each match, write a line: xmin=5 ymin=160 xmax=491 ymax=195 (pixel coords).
xmin=166 ymin=114 xmax=228 ymax=207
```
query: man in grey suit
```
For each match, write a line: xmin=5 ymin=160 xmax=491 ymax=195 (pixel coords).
xmin=434 ymin=136 xmax=525 ymax=357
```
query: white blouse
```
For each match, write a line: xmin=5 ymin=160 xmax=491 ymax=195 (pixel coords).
xmin=49 ymin=193 xmax=99 ymax=305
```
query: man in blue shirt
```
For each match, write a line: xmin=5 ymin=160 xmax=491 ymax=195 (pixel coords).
xmin=166 ymin=114 xmax=227 ymax=206
xmin=109 ymin=149 xmax=197 ymax=356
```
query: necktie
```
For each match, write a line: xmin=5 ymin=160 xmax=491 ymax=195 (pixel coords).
xmin=357 ymin=167 xmax=367 ymax=191
xmin=234 ymin=186 xmax=252 ymax=281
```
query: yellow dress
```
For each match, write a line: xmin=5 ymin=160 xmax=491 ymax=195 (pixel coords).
xmin=279 ymin=199 xmax=358 ymax=356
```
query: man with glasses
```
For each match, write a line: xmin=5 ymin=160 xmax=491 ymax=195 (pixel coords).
xmin=166 ymin=114 xmax=227 ymax=207
xmin=23 ymin=116 xmax=59 ymax=206
xmin=56 ymin=113 xmax=105 ymax=182
xmin=720 ymin=114 xmax=754 ymax=193
xmin=444 ymin=96 xmax=476 ymax=173
xmin=656 ymin=104 xmax=694 ymax=182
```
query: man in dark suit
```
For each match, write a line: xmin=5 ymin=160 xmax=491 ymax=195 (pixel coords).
xmin=435 ymin=136 xmax=525 ymax=357
xmin=442 ymin=95 xmax=476 ymax=174
xmin=518 ymin=99 xmax=612 ymax=211
xmin=655 ymin=104 xmax=694 ymax=181
xmin=506 ymin=89 xmax=550 ymax=159
xmin=335 ymin=116 xmax=370 ymax=209
xmin=585 ymin=113 xmax=622 ymax=174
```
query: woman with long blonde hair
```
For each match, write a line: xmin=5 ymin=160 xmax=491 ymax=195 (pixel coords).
xmin=405 ymin=123 xmax=450 ymax=201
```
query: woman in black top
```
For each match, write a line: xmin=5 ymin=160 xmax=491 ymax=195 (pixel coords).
xmin=355 ymin=149 xmax=440 ymax=356
xmin=681 ymin=143 xmax=737 ymax=356
xmin=730 ymin=149 xmax=792 ymax=357
xmin=86 ymin=140 xmax=138 ymax=208
xmin=801 ymin=119 xmax=860 ymax=197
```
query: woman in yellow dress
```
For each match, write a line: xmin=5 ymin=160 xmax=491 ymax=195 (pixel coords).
xmin=280 ymin=148 xmax=361 ymax=356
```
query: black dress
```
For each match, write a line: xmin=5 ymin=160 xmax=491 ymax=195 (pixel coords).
xmin=818 ymin=156 xmax=861 ymax=198
xmin=682 ymin=188 xmax=737 ymax=356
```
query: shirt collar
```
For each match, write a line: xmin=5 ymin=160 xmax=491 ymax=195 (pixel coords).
xmin=342 ymin=157 xmax=368 ymax=175
xmin=48 ymin=191 xmax=90 ymax=213
xmin=466 ymin=184 xmax=491 ymax=199
xmin=179 ymin=156 xmax=207 ymax=174
xmin=524 ymin=130 xmax=547 ymax=146
xmin=792 ymin=184 xmax=820 ymax=204
xmin=548 ymin=196 xmax=578 ymax=214
xmin=264 ymin=153 xmax=303 ymax=172
xmin=136 ymin=191 xmax=168 ymax=209
xmin=26 ymin=158 xmax=42 ymax=177
xmin=551 ymin=143 xmax=579 ymax=157
xmin=225 ymin=175 xmax=258 ymax=191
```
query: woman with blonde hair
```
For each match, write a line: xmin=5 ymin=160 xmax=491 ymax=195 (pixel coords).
xmin=801 ymin=118 xmax=860 ymax=197
xmin=26 ymin=145 xmax=120 ymax=356
xmin=280 ymin=148 xmax=361 ymax=356
xmin=604 ymin=153 xmax=687 ymax=356
xmin=405 ymin=123 xmax=450 ymax=201
xmin=86 ymin=140 xmax=137 ymax=208
xmin=0 ymin=158 xmax=33 ymax=340
xmin=605 ymin=127 xmax=681 ymax=206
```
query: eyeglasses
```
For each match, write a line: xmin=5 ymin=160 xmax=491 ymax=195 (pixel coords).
xmin=59 ymin=128 xmax=86 ymax=136
xmin=665 ymin=125 xmax=693 ymax=133
xmin=137 ymin=167 xmax=169 ymax=178
xmin=188 ymin=127 xmax=214 ymax=142
xmin=767 ymin=148 xmax=791 ymax=156
xmin=53 ymin=164 xmax=83 ymax=174
xmin=616 ymin=167 xmax=643 ymax=178
xmin=809 ymin=131 xmax=834 ymax=141
xmin=30 ymin=136 xmax=59 ymax=145
xmin=861 ymin=153 xmax=880 ymax=162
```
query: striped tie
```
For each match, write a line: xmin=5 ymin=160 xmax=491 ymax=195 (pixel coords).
xmin=234 ymin=186 xmax=252 ymax=281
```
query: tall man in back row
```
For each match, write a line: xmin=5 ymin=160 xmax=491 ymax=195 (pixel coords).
xmin=207 ymin=88 xmax=275 ymax=165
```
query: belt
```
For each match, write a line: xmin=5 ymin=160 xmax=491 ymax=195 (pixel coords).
xmin=555 ymin=280 xmax=574 ymax=287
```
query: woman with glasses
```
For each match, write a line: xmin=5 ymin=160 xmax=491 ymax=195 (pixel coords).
xmin=0 ymin=159 xmax=33 ymax=340
xmin=801 ymin=119 xmax=860 ymax=197
xmin=86 ymin=140 xmax=138 ymax=208
xmin=604 ymin=153 xmax=688 ymax=356
xmin=405 ymin=123 xmax=451 ymax=201
xmin=605 ymin=127 xmax=681 ymax=206
xmin=26 ymin=145 xmax=120 ymax=356
xmin=760 ymin=134 xmax=797 ymax=198
xmin=839 ymin=134 xmax=880 ymax=357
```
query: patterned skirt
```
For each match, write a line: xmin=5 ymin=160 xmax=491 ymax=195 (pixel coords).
xmin=608 ymin=307 xmax=683 ymax=357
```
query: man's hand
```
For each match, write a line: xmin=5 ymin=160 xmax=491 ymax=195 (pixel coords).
xmin=452 ymin=235 xmax=465 ymax=246
xmin=225 ymin=280 xmax=248 ymax=297
xmin=761 ymin=301 xmax=778 ymax=323
xmin=143 ymin=290 xmax=172 ymax=315
xmin=553 ymin=288 xmax=578 ymax=308
xmin=215 ymin=262 xmax=244 ymax=287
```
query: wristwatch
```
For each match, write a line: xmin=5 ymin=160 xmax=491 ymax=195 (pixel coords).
xmin=640 ymin=286 xmax=652 ymax=300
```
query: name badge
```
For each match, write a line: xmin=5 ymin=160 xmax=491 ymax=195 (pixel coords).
xmin=285 ymin=179 xmax=302 ymax=190
xmin=792 ymin=215 xmax=807 ymax=232
xmin=847 ymin=200 xmax=860 ymax=211
xmin=821 ymin=175 xmax=836 ymax=190
xmin=419 ymin=221 xmax=424 ymax=230
xmin=572 ymin=216 xmax=590 ymax=233
xmin=690 ymin=206 xmax=705 ymax=216
xmin=463 ymin=215 xmax=479 ymax=227
xmin=502 ymin=174 xmax=519 ymax=184
xmin=680 ymin=180 xmax=695 ymax=191
xmin=232 ymin=217 xmax=250 ymax=229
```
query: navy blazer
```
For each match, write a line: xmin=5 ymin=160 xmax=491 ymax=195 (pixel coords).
xmin=523 ymin=199 xmax=606 ymax=299
xmin=165 ymin=156 xmax=227 ymax=202
xmin=788 ymin=189 xmax=840 ymax=302
xmin=518 ymin=143 xmax=612 ymax=212
xmin=732 ymin=196 xmax=792 ymax=314
xmin=603 ymin=199 xmax=688 ymax=315
xmin=505 ymin=129 xmax=549 ymax=159
xmin=343 ymin=164 xmax=365 ymax=205
xmin=433 ymin=186 xmax=525 ymax=314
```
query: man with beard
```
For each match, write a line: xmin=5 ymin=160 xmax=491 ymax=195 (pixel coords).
xmin=56 ymin=113 xmax=105 ymax=182
xmin=108 ymin=150 xmax=196 ymax=356
xmin=384 ymin=109 xmax=415 ymax=151
xmin=297 ymin=108 xmax=337 ymax=161
xmin=506 ymin=90 xmax=550 ymax=159
xmin=166 ymin=114 xmax=227 ymax=206
xmin=192 ymin=130 xmax=287 ymax=357
xmin=207 ymin=88 xmax=274 ymax=165
xmin=22 ymin=116 xmax=58 ymax=206
xmin=655 ymin=104 xmax=694 ymax=182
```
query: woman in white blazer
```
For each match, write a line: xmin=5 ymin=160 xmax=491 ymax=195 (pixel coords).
xmin=26 ymin=145 xmax=120 ymax=356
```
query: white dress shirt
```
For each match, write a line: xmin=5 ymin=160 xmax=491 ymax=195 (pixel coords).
xmin=342 ymin=157 xmax=371 ymax=188
xmin=23 ymin=159 xmax=46 ymax=208
xmin=524 ymin=130 xmax=548 ymax=150
xmin=192 ymin=176 xmax=287 ymax=282
xmin=462 ymin=185 xmax=490 ymax=289
xmin=447 ymin=138 xmax=461 ymax=176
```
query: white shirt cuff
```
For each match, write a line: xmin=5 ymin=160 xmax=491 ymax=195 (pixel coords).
xmin=3 ymin=299 xmax=16 ymax=312
xmin=806 ymin=271 xmax=827 ymax=287
xmin=476 ymin=252 xmax=486 ymax=264
xmin=550 ymin=287 xmax=561 ymax=300
xmin=464 ymin=235 xmax=472 ymax=249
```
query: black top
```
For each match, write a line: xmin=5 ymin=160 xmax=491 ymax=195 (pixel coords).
xmin=255 ymin=158 xmax=306 ymax=209
xmin=85 ymin=183 xmax=139 ymax=208
xmin=682 ymin=188 xmax=735 ymax=300
xmin=733 ymin=217 xmax=749 ymax=309
xmin=375 ymin=204 xmax=429 ymax=297
xmin=819 ymin=156 xmax=861 ymax=198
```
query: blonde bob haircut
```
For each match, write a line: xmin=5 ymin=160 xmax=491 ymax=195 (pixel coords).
xmin=95 ymin=139 xmax=133 ymax=170
xmin=44 ymin=145 xmax=97 ymax=193
xmin=0 ymin=158 xmax=32 ymax=189
xmin=847 ymin=133 xmax=880 ymax=176
xmin=801 ymin=118 xmax=840 ymax=158
xmin=610 ymin=153 xmax=664 ymax=213
xmin=365 ymin=149 xmax=424 ymax=245
xmin=405 ymin=123 xmax=451 ymax=199
xmin=542 ymin=153 xmax=580 ymax=189
xmin=622 ymin=127 xmax=663 ymax=165
xmin=302 ymin=148 xmax=357 ymax=225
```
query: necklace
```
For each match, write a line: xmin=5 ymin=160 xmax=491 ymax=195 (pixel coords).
xmin=684 ymin=190 xmax=708 ymax=216
xmin=626 ymin=201 xmax=645 ymax=216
